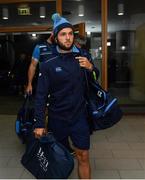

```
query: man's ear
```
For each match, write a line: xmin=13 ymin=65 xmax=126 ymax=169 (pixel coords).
xmin=55 ymin=37 xmax=57 ymax=43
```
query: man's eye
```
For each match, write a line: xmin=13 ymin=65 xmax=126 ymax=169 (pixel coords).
xmin=61 ymin=33 xmax=66 ymax=36
xmin=69 ymin=32 xmax=73 ymax=36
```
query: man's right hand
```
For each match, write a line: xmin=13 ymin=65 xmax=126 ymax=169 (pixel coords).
xmin=33 ymin=128 xmax=46 ymax=139
xmin=26 ymin=84 xmax=33 ymax=94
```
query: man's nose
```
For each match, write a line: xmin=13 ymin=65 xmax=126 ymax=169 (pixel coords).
xmin=66 ymin=34 xmax=70 ymax=39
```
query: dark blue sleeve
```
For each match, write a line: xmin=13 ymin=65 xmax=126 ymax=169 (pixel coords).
xmin=33 ymin=63 xmax=50 ymax=128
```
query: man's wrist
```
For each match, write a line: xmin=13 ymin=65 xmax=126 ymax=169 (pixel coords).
xmin=28 ymin=82 xmax=32 ymax=86
xmin=88 ymin=64 xmax=93 ymax=71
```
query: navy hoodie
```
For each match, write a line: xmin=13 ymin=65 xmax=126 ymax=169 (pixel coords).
xmin=34 ymin=46 xmax=99 ymax=128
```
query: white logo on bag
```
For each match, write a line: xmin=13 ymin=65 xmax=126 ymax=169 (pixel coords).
xmin=37 ymin=147 xmax=49 ymax=172
xmin=97 ymin=90 xmax=102 ymax=97
xmin=39 ymin=73 xmax=42 ymax=77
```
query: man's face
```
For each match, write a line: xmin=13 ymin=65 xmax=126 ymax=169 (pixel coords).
xmin=56 ymin=27 xmax=74 ymax=51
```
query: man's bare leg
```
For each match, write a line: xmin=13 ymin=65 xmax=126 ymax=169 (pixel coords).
xmin=75 ymin=148 xmax=91 ymax=179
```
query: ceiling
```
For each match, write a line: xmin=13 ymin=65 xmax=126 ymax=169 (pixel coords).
xmin=62 ymin=0 xmax=145 ymax=32
xmin=0 ymin=0 xmax=145 ymax=33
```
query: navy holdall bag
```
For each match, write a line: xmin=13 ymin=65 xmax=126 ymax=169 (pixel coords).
xmin=21 ymin=133 xmax=74 ymax=179
xmin=87 ymin=81 xmax=123 ymax=131
xmin=15 ymin=94 xmax=35 ymax=144
xmin=84 ymin=70 xmax=123 ymax=131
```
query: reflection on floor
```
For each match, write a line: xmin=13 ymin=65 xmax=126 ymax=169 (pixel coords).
xmin=0 ymin=114 xmax=145 ymax=179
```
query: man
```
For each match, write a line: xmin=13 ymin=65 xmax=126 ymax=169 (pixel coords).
xmin=26 ymin=33 xmax=75 ymax=155
xmin=26 ymin=35 xmax=54 ymax=94
xmin=33 ymin=13 xmax=99 ymax=179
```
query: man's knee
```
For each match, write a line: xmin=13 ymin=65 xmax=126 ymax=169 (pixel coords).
xmin=75 ymin=149 xmax=89 ymax=164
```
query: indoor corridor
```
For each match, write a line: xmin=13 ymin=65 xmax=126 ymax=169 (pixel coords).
xmin=0 ymin=114 xmax=145 ymax=179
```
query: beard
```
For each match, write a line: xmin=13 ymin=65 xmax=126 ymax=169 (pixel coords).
xmin=56 ymin=39 xmax=74 ymax=51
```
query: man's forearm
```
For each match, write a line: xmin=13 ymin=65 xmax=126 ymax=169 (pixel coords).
xmin=28 ymin=61 xmax=37 ymax=85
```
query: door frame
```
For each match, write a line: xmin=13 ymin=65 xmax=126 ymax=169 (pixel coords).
xmin=0 ymin=0 xmax=108 ymax=90
xmin=101 ymin=0 xmax=108 ymax=90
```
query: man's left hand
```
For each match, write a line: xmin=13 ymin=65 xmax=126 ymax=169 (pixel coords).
xmin=75 ymin=56 xmax=93 ymax=71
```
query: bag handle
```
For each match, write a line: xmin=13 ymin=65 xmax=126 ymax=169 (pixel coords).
xmin=22 ymin=94 xmax=33 ymax=121
xmin=22 ymin=94 xmax=32 ymax=108
xmin=25 ymin=132 xmax=55 ymax=156
xmin=39 ymin=132 xmax=56 ymax=144
xmin=83 ymin=69 xmax=92 ymax=97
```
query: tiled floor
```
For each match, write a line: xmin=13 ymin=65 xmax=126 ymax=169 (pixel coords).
xmin=0 ymin=114 xmax=145 ymax=179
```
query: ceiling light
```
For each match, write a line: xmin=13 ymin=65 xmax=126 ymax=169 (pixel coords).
xmin=2 ymin=7 xmax=9 ymax=20
xmin=40 ymin=6 xmax=46 ymax=18
xmin=107 ymin=42 xmax=111 ymax=46
xmin=87 ymin=31 xmax=91 ymax=35
xmin=78 ymin=5 xmax=84 ymax=17
xmin=32 ymin=33 xmax=36 ymax=37
xmin=118 ymin=3 xmax=124 ymax=16
xmin=31 ymin=33 xmax=37 ymax=40
xmin=121 ymin=46 xmax=126 ymax=50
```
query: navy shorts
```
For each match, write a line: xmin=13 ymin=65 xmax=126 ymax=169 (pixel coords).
xmin=48 ymin=114 xmax=90 ymax=150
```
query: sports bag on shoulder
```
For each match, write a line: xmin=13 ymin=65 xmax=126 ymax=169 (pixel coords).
xmin=15 ymin=94 xmax=35 ymax=143
xmin=84 ymin=70 xmax=123 ymax=131
xmin=21 ymin=133 xmax=74 ymax=179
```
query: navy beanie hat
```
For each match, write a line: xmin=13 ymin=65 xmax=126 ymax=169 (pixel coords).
xmin=52 ymin=13 xmax=73 ymax=37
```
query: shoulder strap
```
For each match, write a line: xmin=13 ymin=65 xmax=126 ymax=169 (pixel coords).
xmin=77 ymin=47 xmax=87 ymax=57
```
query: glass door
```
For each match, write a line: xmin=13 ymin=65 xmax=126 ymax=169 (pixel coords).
xmin=108 ymin=0 xmax=145 ymax=112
